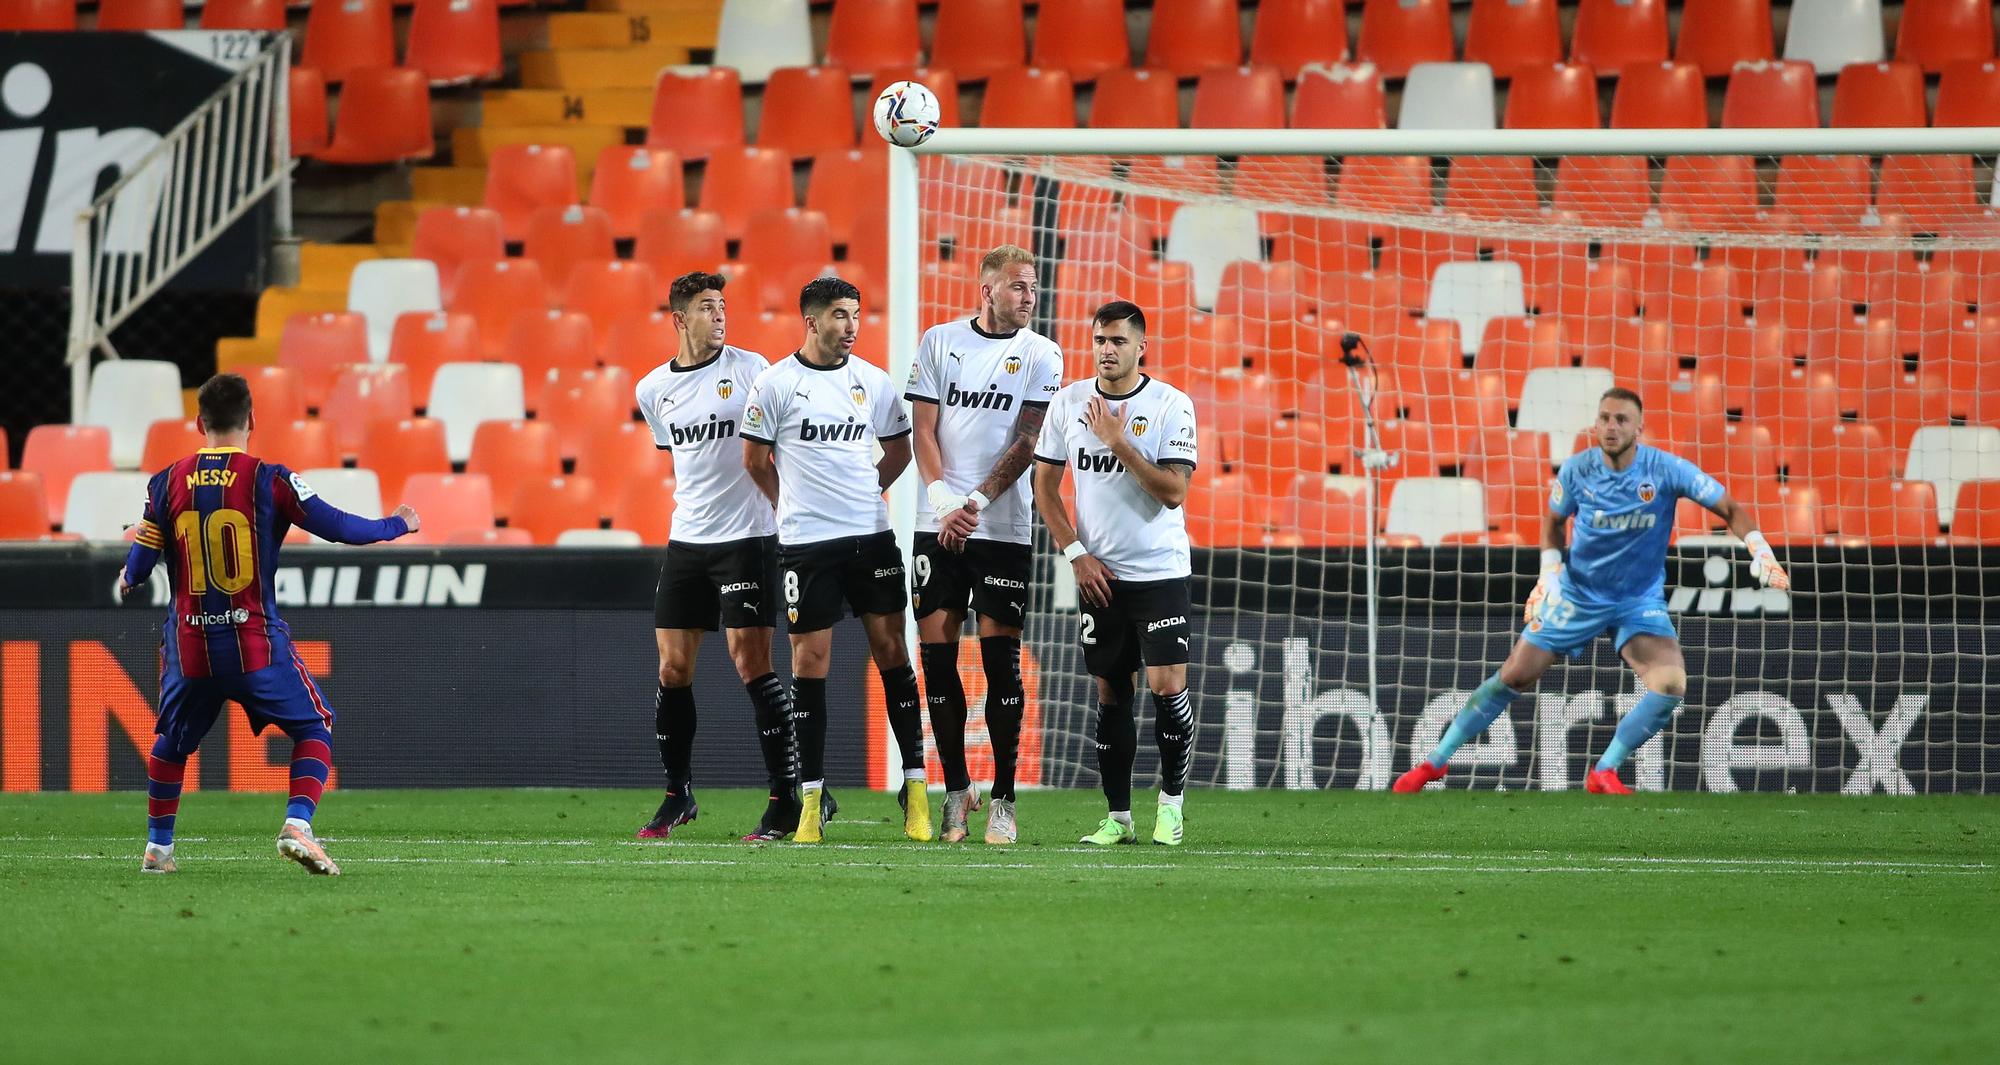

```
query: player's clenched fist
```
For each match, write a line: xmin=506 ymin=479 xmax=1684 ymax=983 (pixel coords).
xmin=1524 ymin=548 xmax=1563 ymax=622
xmin=393 ymin=504 xmax=422 ymax=534
xmin=1745 ymin=530 xmax=1789 ymax=590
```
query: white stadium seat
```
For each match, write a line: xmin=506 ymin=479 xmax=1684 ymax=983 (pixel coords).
xmin=297 ymin=468 xmax=385 ymax=544
xmin=62 ymin=471 xmax=151 ymax=542
xmin=348 ymin=259 xmax=442 ymax=361
xmin=713 ymin=0 xmax=813 ymax=83
xmin=1783 ymin=0 xmax=1886 ymax=74
xmin=1385 ymin=477 xmax=1488 ymax=546
xmin=1904 ymin=425 xmax=2000 ymax=527
xmin=555 ymin=528 xmax=644 ymax=547
xmin=1165 ymin=207 xmax=1264 ymax=309
xmin=1398 ymin=62 xmax=1497 ymax=130
xmin=427 ymin=362 xmax=527 ymax=463
xmin=83 ymin=359 xmax=183 ymax=470
xmin=1517 ymin=366 xmax=1615 ymax=465
xmin=1427 ymin=261 xmax=1526 ymax=356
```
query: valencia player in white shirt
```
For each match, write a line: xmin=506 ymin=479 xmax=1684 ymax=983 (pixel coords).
xmin=907 ymin=245 xmax=1063 ymax=844
xmin=741 ymin=277 xmax=931 ymax=844
xmin=1033 ymin=302 xmax=1200 ymax=847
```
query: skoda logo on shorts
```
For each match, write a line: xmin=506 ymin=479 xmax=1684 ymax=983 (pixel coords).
xmin=1130 ymin=416 xmax=1150 ymax=437
xmin=717 ymin=377 xmax=733 ymax=399
xmin=850 ymin=384 xmax=867 ymax=406
xmin=1638 ymin=481 xmax=1657 ymax=503
xmin=1004 ymin=355 xmax=1022 ymax=374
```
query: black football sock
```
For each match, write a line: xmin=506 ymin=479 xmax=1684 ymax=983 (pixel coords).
xmin=981 ymin=635 xmax=1025 ymax=802
xmin=1152 ymin=687 xmax=1195 ymax=797
xmin=921 ymin=642 xmax=970 ymax=791
xmin=745 ymin=672 xmax=796 ymax=798
xmin=881 ymin=663 xmax=926 ymax=778
xmin=655 ymin=684 xmax=696 ymax=790
xmin=793 ymin=676 xmax=828 ymax=786
xmin=1095 ymin=685 xmax=1138 ymax=812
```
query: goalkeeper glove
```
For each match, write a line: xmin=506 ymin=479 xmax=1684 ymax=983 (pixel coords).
xmin=1524 ymin=548 xmax=1563 ymax=623
xmin=1746 ymin=531 xmax=1790 ymax=590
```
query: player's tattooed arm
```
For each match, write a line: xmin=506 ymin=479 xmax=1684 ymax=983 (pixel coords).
xmin=743 ymin=439 xmax=781 ymax=505
xmin=970 ymin=401 xmax=1048 ymax=505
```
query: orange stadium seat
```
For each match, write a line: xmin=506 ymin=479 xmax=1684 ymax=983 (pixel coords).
xmin=278 ymin=311 xmax=369 ymax=411
xmin=1503 ymin=63 xmax=1600 ymax=128
xmin=1445 ymin=156 xmax=1540 ymax=220
xmin=242 ymin=365 xmax=307 ymax=424
xmin=289 ymin=66 xmax=330 ymax=157
xmin=21 ymin=425 xmax=111 ymax=527
xmin=1774 ymin=154 xmax=1872 ymax=231
xmin=398 ymin=473 xmax=495 ymax=544
xmin=252 ymin=418 xmax=338 ymax=473
xmin=576 ymin=421 xmax=671 ymax=501
xmin=412 ymin=206 xmax=505 ymax=301
xmin=320 ymin=365 xmax=415 ymax=459
xmin=984 ymin=66 xmax=1078 ymax=127
xmin=1834 ymin=480 xmax=1941 ymax=544
xmin=1925 ymin=311 xmax=2000 ymax=396
xmin=1183 ymin=472 xmax=1266 ymax=547
xmin=141 ymin=420 xmax=205 ymax=474
xmin=1286 ymin=475 xmax=1371 ymax=546
xmin=450 ymin=258 xmax=551 ymax=359
xmin=504 ymin=310 xmax=599 ymax=390
xmin=1192 ymin=66 xmax=1287 ymax=129
xmin=931 ymin=0 xmax=1026 ymax=82
xmin=698 ymin=147 xmax=796 ymax=240
xmin=1465 ymin=0 xmax=1562 ymax=78
xmin=1675 ymin=0 xmax=1776 ymax=76
xmin=302 ymin=0 xmax=393 ymax=83
xmin=202 ymin=0 xmax=286 ymax=31
xmin=405 ymin=0 xmax=502 ymax=84
xmin=315 ymin=66 xmax=435 ymax=165
xmin=1721 ymin=60 xmax=1819 ymax=127
xmin=589 ymin=147 xmax=685 ymax=240
xmin=1695 ymin=421 xmax=1781 ymax=487
xmin=1476 ymin=317 xmax=1566 ymax=403
xmin=1147 ymin=0 xmax=1245 ymax=78
xmin=1934 ymin=59 xmax=2000 ymax=126
xmin=536 ymin=367 xmax=633 ymax=462
xmin=0 ymin=1 xmax=74 ymax=31
xmin=484 ymin=143 xmax=578 ymax=243
xmin=0 ymin=471 xmax=50 ymax=540
xmin=646 ymin=68 xmax=744 ymax=162
xmin=1831 ymin=61 xmax=1926 ymax=127
xmin=1897 ymin=0 xmax=1995 ymax=73
xmin=1333 ymin=155 xmax=1430 ymax=213
xmin=613 ymin=475 xmax=677 ymax=543
xmin=1951 ymin=480 xmax=2000 ymax=541
xmin=1865 ymin=370 xmax=1957 ymax=454
xmin=1741 ymin=482 xmax=1827 ymax=543
xmin=449 ymin=527 xmax=531 ymax=546
xmin=390 ymin=311 xmax=481 ymax=405
xmin=357 ymin=418 xmax=451 ymax=505
xmin=806 ymin=149 xmax=888 ymax=247
xmin=1878 ymin=154 xmax=1982 ymax=231
xmin=826 ymin=0 xmax=922 ymax=77
xmin=522 ymin=205 xmax=616 ymax=290
xmin=634 ymin=209 xmax=729 ymax=297
xmin=740 ymin=208 xmax=835 ymax=311
xmin=1553 ymin=155 xmax=1652 ymax=227
xmin=1659 ymin=155 xmax=1759 ymax=229
xmin=1794 ymin=416 xmax=1895 ymax=492
xmin=1249 ymin=0 xmax=1349 ymax=80
xmin=1031 ymin=0 xmax=1130 ymax=82
xmin=468 ymin=420 xmax=562 ymax=522
xmin=1292 ymin=64 xmax=1387 ymax=128
xmin=98 ymin=0 xmax=184 ymax=31
xmin=1572 ymin=0 xmax=1669 ymax=70
xmin=758 ymin=66 xmax=857 ymax=156
xmin=562 ymin=260 xmax=658 ymax=335
xmin=1609 ymin=62 xmax=1708 ymax=128
xmin=1355 ymin=0 xmax=1452 ymax=79
xmin=729 ymin=308 xmax=799 ymax=358
xmin=1090 ymin=67 xmax=1177 ymax=128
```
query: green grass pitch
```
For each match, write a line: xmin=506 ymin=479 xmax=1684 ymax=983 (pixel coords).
xmin=3 ymin=788 xmax=1996 ymax=1064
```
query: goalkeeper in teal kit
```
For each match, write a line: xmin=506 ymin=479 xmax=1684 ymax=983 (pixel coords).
xmin=1395 ymin=387 xmax=1791 ymax=794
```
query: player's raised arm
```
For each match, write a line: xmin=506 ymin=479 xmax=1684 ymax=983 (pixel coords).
xmin=277 ymin=468 xmax=417 ymax=545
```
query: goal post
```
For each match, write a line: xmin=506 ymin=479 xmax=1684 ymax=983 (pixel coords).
xmin=886 ymin=125 xmax=2000 ymax=796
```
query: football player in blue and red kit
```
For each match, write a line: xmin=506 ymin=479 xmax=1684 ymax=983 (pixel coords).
xmin=121 ymin=373 xmax=420 ymax=875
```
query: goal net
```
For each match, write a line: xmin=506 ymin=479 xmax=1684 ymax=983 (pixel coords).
xmin=889 ymin=128 xmax=2000 ymax=796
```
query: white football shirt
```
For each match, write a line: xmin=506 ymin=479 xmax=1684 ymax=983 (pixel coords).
xmin=906 ymin=317 xmax=1063 ymax=545
xmin=1034 ymin=375 xmax=1199 ymax=582
xmin=741 ymin=352 xmax=913 ymax=545
xmin=634 ymin=345 xmax=777 ymax=544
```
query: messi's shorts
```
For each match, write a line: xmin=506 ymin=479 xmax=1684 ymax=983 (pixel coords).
xmin=655 ymin=535 xmax=781 ymax=631
xmin=155 ymin=653 xmax=335 ymax=756
xmin=1521 ymin=594 xmax=1677 ymax=659
xmin=1080 ymin=577 xmax=1193 ymax=679
xmin=910 ymin=532 xmax=1033 ymax=629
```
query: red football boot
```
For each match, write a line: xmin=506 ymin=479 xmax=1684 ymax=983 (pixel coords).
xmin=1392 ymin=761 xmax=1448 ymax=793
xmin=1585 ymin=768 xmax=1632 ymax=794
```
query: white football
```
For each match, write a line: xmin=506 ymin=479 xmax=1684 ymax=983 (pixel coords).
xmin=872 ymin=80 xmax=941 ymax=148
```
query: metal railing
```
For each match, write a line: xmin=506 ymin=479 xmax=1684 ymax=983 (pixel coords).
xmin=65 ymin=33 xmax=296 ymax=419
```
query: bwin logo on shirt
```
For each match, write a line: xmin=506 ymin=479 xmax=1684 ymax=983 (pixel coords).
xmin=1076 ymin=450 xmax=1125 ymax=473
xmin=946 ymin=382 xmax=1014 ymax=411
xmin=671 ymin=415 xmax=738 ymax=446
xmin=801 ymin=419 xmax=869 ymax=442
xmin=1590 ymin=510 xmax=1658 ymax=531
